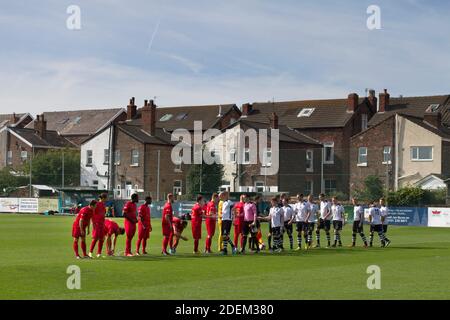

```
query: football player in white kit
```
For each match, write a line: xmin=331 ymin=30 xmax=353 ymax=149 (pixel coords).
xmin=281 ymin=198 xmax=295 ymax=250
xmin=259 ymin=197 xmax=284 ymax=253
xmin=293 ymin=194 xmax=310 ymax=251
xmin=351 ymin=198 xmax=368 ymax=247
xmin=306 ymin=195 xmax=318 ymax=249
xmin=379 ymin=198 xmax=389 ymax=246
xmin=368 ymin=200 xmax=391 ymax=247
xmin=331 ymin=197 xmax=345 ymax=247
xmin=315 ymin=193 xmax=332 ymax=248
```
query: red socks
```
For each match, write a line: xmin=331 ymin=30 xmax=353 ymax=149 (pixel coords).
xmin=73 ymin=240 xmax=79 ymax=257
xmin=89 ymin=239 xmax=97 ymax=253
xmin=194 ymin=239 xmax=199 ymax=252
xmin=136 ymin=238 xmax=142 ymax=253
xmin=125 ymin=237 xmax=132 ymax=255
xmin=81 ymin=241 xmax=87 ymax=256
xmin=142 ymin=239 xmax=147 ymax=253
xmin=97 ymin=240 xmax=104 ymax=255
xmin=162 ymin=236 xmax=169 ymax=253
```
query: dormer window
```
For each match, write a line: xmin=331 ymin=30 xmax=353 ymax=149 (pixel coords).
xmin=297 ymin=108 xmax=315 ymax=117
xmin=427 ymin=104 xmax=440 ymax=112
xmin=160 ymin=114 xmax=173 ymax=122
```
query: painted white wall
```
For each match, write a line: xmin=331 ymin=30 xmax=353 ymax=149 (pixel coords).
xmin=397 ymin=116 xmax=442 ymax=187
xmin=80 ymin=128 xmax=112 ymax=190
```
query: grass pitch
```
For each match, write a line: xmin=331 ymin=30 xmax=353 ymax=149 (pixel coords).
xmin=0 ymin=214 xmax=449 ymax=300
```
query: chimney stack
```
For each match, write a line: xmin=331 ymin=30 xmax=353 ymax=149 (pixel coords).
xmin=347 ymin=93 xmax=359 ymax=112
xmin=424 ymin=111 xmax=442 ymax=129
xmin=10 ymin=113 xmax=18 ymax=124
xmin=142 ymin=99 xmax=156 ymax=136
xmin=379 ymin=89 xmax=390 ymax=112
xmin=35 ymin=114 xmax=47 ymax=139
xmin=127 ymin=97 xmax=137 ymax=120
xmin=270 ymin=112 xmax=278 ymax=129
xmin=242 ymin=103 xmax=253 ymax=116
xmin=368 ymin=90 xmax=377 ymax=113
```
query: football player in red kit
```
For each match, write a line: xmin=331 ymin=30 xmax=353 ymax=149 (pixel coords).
xmin=136 ymin=196 xmax=152 ymax=255
xmin=205 ymin=193 xmax=219 ymax=254
xmin=89 ymin=193 xmax=108 ymax=258
xmin=72 ymin=200 xmax=96 ymax=259
xmin=104 ymin=219 xmax=125 ymax=256
xmin=162 ymin=193 xmax=174 ymax=255
xmin=123 ymin=193 xmax=139 ymax=256
xmin=233 ymin=194 xmax=246 ymax=251
xmin=171 ymin=215 xmax=189 ymax=251
xmin=191 ymin=195 xmax=205 ymax=254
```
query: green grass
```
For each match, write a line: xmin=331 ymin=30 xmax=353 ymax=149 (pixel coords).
xmin=0 ymin=214 xmax=449 ymax=300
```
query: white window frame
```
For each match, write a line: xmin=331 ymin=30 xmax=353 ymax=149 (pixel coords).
xmin=304 ymin=180 xmax=313 ymax=195
xmin=229 ymin=149 xmax=236 ymax=163
xmin=114 ymin=150 xmax=121 ymax=165
xmin=306 ymin=149 xmax=314 ymax=172
xmin=361 ymin=114 xmax=368 ymax=131
xmin=7 ymin=150 xmax=12 ymax=165
xmin=255 ymin=181 xmax=265 ymax=193
xmin=410 ymin=146 xmax=433 ymax=162
xmin=173 ymin=180 xmax=182 ymax=195
xmin=243 ymin=148 xmax=250 ymax=164
xmin=357 ymin=147 xmax=368 ymax=167
xmin=323 ymin=142 xmax=335 ymax=164
xmin=325 ymin=179 xmax=337 ymax=194
xmin=382 ymin=146 xmax=392 ymax=165
xmin=104 ymin=149 xmax=110 ymax=165
xmin=21 ymin=151 xmax=28 ymax=162
xmin=262 ymin=148 xmax=272 ymax=167
xmin=297 ymin=108 xmax=315 ymax=118
xmin=131 ymin=150 xmax=139 ymax=166
xmin=86 ymin=150 xmax=93 ymax=166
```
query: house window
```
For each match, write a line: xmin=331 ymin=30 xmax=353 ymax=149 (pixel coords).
xmin=175 ymin=113 xmax=188 ymax=121
xmin=104 ymin=149 xmax=110 ymax=164
xmin=114 ymin=150 xmax=121 ymax=165
xmin=92 ymin=180 xmax=99 ymax=186
xmin=358 ymin=147 xmax=368 ymax=166
xmin=383 ymin=146 xmax=392 ymax=164
xmin=175 ymin=163 xmax=182 ymax=172
xmin=243 ymin=148 xmax=250 ymax=164
xmin=21 ymin=151 xmax=28 ymax=162
xmin=229 ymin=149 xmax=236 ymax=163
xmin=305 ymin=180 xmax=313 ymax=195
xmin=361 ymin=114 xmax=368 ymax=130
xmin=306 ymin=150 xmax=314 ymax=172
xmin=86 ymin=150 xmax=93 ymax=166
xmin=160 ymin=114 xmax=173 ymax=122
xmin=7 ymin=151 xmax=12 ymax=165
xmin=262 ymin=148 xmax=272 ymax=167
xmin=325 ymin=180 xmax=337 ymax=194
xmin=255 ymin=181 xmax=265 ymax=193
xmin=297 ymin=108 xmax=315 ymax=118
xmin=131 ymin=150 xmax=139 ymax=166
xmin=411 ymin=146 xmax=433 ymax=161
xmin=323 ymin=142 xmax=334 ymax=164
xmin=173 ymin=180 xmax=182 ymax=195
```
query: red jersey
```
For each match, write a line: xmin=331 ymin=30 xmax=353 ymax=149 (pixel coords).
xmin=234 ymin=201 xmax=245 ymax=224
xmin=104 ymin=219 xmax=119 ymax=235
xmin=191 ymin=203 xmax=203 ymax=223
xmin=75 ymin=206 xmax=93 ymax=228
xmin=162 ymin=202 xmax=173 ymax=226
xmin=172 ymin=216 xmax=185 ymax=233
xmin=138 ymin=204 xmax=151 ymax=228
xmin=206 ymin=201 xmax=217 ymax=221
xmin=123 ymin=201 xmax=137 ymax=224
xmin=92 ymin=201 xmax=106 ymax=225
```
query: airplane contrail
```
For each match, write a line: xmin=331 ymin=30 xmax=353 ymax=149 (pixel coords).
xmin=146 ymin=18 xmax=161 ymax=54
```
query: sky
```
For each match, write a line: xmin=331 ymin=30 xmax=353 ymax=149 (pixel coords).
xmin=1 ymin=0 xmax=450 ymax=115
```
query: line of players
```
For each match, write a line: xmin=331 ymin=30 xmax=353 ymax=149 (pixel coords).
xmin=71 ymin=191 xmax=391 ymax=259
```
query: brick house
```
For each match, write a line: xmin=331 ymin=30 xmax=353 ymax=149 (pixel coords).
xmin=206 ymin=113 xmax=323 ymax=195
xmin=350 ymin=93 xmax=450 ymax=194
xmin=0 ymin=115 xmax=75 ymax=170
xmin=242 ymin=91 xmax=377 ymax=196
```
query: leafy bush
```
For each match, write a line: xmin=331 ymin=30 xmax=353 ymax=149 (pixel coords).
xmin=387 ymin=187 xmax=447 ymax=206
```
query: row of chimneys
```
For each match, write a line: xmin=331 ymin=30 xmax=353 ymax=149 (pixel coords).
xmin=127 ymin=97 xmax=157 ymax=136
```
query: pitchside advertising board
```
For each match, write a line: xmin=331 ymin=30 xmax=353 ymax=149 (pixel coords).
xmin=0 ymin=198 xmax=58 ymax=214
xmin=363 ymin=207 xmax=428 ymax=226
xmin=428 ymin=207 xmax=450 ymax=227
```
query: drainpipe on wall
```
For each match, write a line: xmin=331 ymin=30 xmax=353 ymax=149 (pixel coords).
xmin=157 ymin=150 xmax=160 ymax=200
xmin=394 ymin=114 xmax=399 ymax=191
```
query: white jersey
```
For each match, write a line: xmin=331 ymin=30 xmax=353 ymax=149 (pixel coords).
xmin=294 ymin=201 xmax=310 ymax=222
xmin=308 ymin=202 xmax=318 ymax=223
xmin=221 ymin=200 xmax=234 ymax=221
xmin=353 ymin=205 xmax=364 ymax=222
xmin=269 ymin=206 xmax=283 ymax=228
xmin=332 ymin=204 xmax=345 ymax=221
xmin=369 ymin=206 xmax=382 ymax=225
xmin=320 ymin=201 xmax=332 ymax=220
xmin=380 ymin=206 xmax=388 ymax=225
xmin=282 ymin=205 xmax=294 ymax=222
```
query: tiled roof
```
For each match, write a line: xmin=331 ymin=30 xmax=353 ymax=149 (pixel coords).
xmin=242 ymin=98 xmax=367 ymax=129
xmin=10 ymin=127 xmax=75 ymax=148
xmin=116 ymin=124 xmax=176 ymax=145
xmin=369 ymin=95 xmax=450 ymax=127
xmin=0 ymin=113 xmax=27 ymax=129
xmin=25 ymin=108 xmax=125 ymax=136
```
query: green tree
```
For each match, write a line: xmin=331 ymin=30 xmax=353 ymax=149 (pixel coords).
xmin=22 ymin=149 xmax=80 ymax=187
xmin=0 ymin=167 xmax=28 ymax=194
xmin=353 ymin=175 xmax=385 ymax=202
xmin=186 ymin=162 xmax=224 ymax=198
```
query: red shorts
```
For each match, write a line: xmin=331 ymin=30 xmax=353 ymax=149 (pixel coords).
xmin=92 ymin=223 xmax=105 ymax=240
xmin=205 ymin=220 xmax=216 ymax=237
xmin=72 ymin=221 xmax=87 ymax=238
xmin=138 ymin=222 xmax=150 ymax=240
xmin=162 ymin=223 xmax=172 ymax=237
xmin=234 ymin=222 xmax=243 ymax=234
xmin=124 ymin=220 xmax=136 ymax=239
xmin=191 ymin=220 xmax=202 ymax=240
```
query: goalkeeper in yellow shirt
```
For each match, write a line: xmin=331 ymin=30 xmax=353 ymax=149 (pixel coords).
xmin=217 ymin=194 xmax=224 ymax=251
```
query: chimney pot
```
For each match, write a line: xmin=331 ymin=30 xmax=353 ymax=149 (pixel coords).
xmin=270 ymin=112 xmax=279 ymax=129
xmin=142 ymin=100 xmax=156 ymax=136
xmin=379 ymin=89 xmax=390 ymax=112
xmin=347 ymin=93 xmax=359 ymax=112
xmin=36 ymin=113 xmax=47 ymax=139
xmin=127 ymin=97 xmax=137 ymax=120
xmin=242 ymin=103 xmax=253 ymax=116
